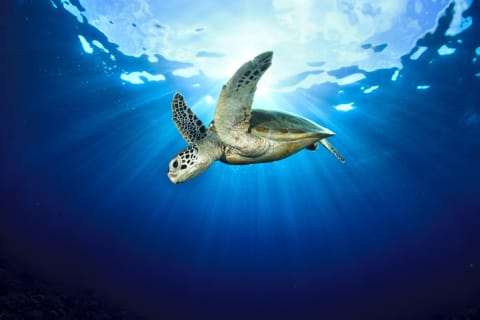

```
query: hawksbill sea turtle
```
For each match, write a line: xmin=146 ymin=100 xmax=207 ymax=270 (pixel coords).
xmin=168 ymin=51 xmax=345 ymax=184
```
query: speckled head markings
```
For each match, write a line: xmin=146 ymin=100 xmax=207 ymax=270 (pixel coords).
xmin=167 ymin=51 xmax=345 ymax=184
xmin=172 ymin=93 xmax=207 ymax=144
xmin=168 ymin=143 xmax=208 ymax=184
xmin=168 ymin=94 xmax=216 ymax=184
xmin=169 ymin=145 xmax=198 ymax=172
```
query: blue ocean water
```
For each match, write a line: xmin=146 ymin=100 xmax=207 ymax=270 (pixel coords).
xmin=1 ymin=1 xmax=480 ymax=319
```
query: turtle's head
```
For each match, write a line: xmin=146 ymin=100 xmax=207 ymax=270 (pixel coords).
xmin=167 ymin=144 xmax=213 ymax=184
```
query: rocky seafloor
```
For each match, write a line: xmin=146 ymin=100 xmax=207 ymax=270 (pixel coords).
xmin=433 ymin=306 xmax=480 ymax=320
xmin=0 ymin=258 xmax=146 ymax=320
xmin=1 ymin=255 xmax=479 ymax=320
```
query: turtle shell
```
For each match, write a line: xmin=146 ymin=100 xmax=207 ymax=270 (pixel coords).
xmin=249 ymin=109 xmax=334 ymax=141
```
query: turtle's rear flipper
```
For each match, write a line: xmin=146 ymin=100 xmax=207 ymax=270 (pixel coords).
xmin=306 ymin=142 xmax=318 ymax=151
xmin=320 ymin=139 xmax=345 ymax=163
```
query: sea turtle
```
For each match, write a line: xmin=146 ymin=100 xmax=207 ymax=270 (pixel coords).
xmin=168 ymin=51 xmax=344 ymax=184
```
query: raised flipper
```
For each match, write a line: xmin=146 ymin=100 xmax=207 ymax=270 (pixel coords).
xmin=171 ymin=93 xmax=207 ymax=144
xmin=213 ymin=51 xmax=273 ymax=156
xmin=320 ymin=139 xmax=345 ymax=163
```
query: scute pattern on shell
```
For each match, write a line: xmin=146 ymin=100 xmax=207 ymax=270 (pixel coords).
xmin=172 ymin=93 xmax=207 ymax=144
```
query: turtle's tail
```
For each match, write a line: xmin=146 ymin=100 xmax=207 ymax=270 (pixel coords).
xmin=320 ymin=139 xmax=345 ymax=163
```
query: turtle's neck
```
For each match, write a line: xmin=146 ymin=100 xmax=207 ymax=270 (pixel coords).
xmin=197 ymin=129 xmax=224 ymax=163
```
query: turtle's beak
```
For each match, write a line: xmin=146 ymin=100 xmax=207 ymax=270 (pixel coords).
xmin=167 ymin=172 xmax=179 ymax=184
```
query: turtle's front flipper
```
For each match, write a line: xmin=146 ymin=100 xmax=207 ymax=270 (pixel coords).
xmin=214 ymin=52 xmax=273 ymax=156
xmin=171 ymin=93 xmax=207 ymax=144
xmin=320 ymin=139 xmax=345 ymax=163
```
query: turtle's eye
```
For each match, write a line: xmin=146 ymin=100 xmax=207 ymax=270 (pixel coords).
xmin=169 ymin=159 xmax=179 ymax=171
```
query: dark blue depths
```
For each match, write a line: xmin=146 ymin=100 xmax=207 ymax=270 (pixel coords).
xmin=1 ymin=1 xmax=480 ymax=319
